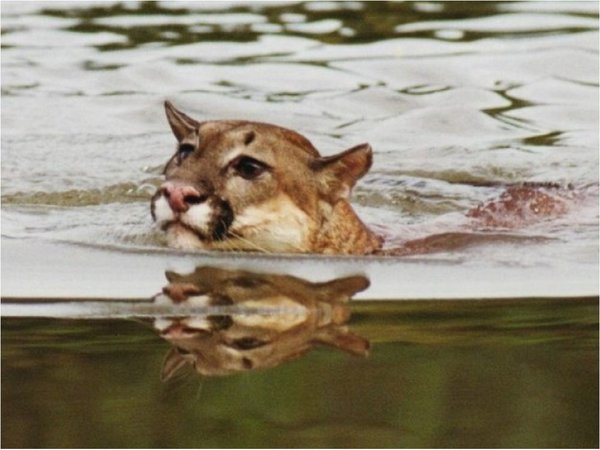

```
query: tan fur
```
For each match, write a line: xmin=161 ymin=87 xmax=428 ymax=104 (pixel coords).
xmin=154 ymin=266 xmax=370 ymax=378
xmin=212 ymin=193 xmax=315 ymax=253
xmin=151 ymin=101 xmax=382 ymax=255
xmin=313 ymin=201 xmax=383 ymax=254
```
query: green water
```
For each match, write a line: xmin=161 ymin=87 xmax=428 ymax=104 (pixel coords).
xmin=2 ymin=298 xmax=597 ymax=448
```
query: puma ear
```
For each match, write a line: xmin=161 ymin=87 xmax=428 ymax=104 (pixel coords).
xmin=314 ymin=327 xmax=370 ymax=357
xmin=312 ymin=143 xmax=373 ymax=201
xmin=165 ymin=270 xmax=181 ymax=283
xmin=160 ymin=347 xmax=190 ymax=382
xmin=164 ymin=100 xmax=200 ymax=142
xmin=315 ymin=275 xmax=370 ymax=303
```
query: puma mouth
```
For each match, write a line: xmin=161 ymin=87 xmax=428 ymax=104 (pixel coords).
xmin=164 ymin=219 xmax=232 ymax=241
xmin=161 ymin=222 xmax=207 ymax=252
xmin=165 ymin=221 xmax=210 ymax=242
xmin=163 ymin=221 xmax=238 ymax=252
xmin=163 ymin=220 xmax=199 ymax=236
xmin=160 ymin=322 xmax=208 ymax=338
xmin=155 ymin=193 xmax=234 ymax=244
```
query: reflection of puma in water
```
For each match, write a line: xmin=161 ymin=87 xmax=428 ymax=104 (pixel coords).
xmin=151 ymin=101 xmax=576 ymax=255
xmin=154 ymin=267 xmax=370 ymax=379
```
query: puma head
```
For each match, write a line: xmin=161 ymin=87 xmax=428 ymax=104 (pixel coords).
xmin=151 ymin=101 xmax=382 ymax=254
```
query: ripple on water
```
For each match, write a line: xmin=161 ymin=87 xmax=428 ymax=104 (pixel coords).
xmin=0 ymin=1 xmax=597 ymax=269
xmin=1 ymin=182 xmax=159 ymax=207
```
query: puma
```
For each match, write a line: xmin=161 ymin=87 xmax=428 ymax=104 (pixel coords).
xmin=154 ymin=266 xmax=370 ymax=378
xmin=151 ymin=101 xmax=573 ymax=255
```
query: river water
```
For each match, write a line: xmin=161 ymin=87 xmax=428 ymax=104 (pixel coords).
xmin=1 ymin=1 xmax=598 ymax=448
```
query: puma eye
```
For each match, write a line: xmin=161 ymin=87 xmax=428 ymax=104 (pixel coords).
xmin=231 ymin=337 xmax=267 ymax=350
xmin=232 ymin=156 xmax=268 ymax=180
xmin=177 ymin=144 xmax=195 ymax=163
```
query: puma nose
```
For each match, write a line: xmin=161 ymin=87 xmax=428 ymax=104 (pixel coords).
xmin=161 ymin=182 xmax=207 ymax=213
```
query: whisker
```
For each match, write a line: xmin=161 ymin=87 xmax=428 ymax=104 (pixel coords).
xmin=232 ymin=228 xmax=306 ymax=254
xmin=224 ymin=230 xmax=273 ymax=254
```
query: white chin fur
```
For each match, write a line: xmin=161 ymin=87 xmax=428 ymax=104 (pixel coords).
xmin=180 ymin=202 xmax=213 ymax=233
xmin=166 ymin=223 xmax=208 ymax=250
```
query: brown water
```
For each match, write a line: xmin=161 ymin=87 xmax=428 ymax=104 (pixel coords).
xmin=1 ymin=1 xmax=599 ymax=448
